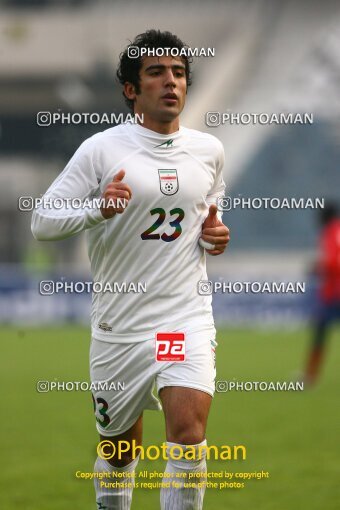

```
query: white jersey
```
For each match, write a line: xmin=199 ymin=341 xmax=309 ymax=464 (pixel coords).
xmin=31 ymin=123 xmax=225 ymax=342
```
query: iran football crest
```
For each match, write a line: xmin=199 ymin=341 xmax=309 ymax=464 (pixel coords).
xmin=158 ymin=169 xmax=178 ymax=195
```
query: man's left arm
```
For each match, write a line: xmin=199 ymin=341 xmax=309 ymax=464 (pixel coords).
xmin=200 ymin=140 xmax=230 ymax=256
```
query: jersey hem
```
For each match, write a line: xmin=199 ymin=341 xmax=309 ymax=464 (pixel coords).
xmin=92 ymin=315 xmax=215 ymax=344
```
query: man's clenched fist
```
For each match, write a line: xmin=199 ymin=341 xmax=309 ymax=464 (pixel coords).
xmin=100 ymin=169 xmax=132 ymax=219
xmin=201 ymin=204 xmax=230 ymax=256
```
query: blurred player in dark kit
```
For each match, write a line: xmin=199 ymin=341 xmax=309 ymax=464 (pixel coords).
xmin=304 ymin=202 xmax=340 ymax=385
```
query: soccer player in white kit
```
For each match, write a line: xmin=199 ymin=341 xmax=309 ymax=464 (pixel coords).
xmin=31 ymin=30 xmax=230 ymax=510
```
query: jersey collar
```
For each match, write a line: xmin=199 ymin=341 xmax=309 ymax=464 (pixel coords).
xmin=128 ymin=123 xmax=185 ymax=155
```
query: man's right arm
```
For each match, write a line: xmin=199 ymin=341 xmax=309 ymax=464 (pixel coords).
xmin=31 ymin=139 xmax=131 ymax=241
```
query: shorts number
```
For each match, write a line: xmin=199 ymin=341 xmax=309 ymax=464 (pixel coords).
xmin=92 ymin=394 xmax=110 ymax=428
xmin=141 ymin=207 xmax=185 ymax=242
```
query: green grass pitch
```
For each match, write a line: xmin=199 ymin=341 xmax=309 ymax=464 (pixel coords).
xmin=1 ymin=325 xmax=339 ymax=509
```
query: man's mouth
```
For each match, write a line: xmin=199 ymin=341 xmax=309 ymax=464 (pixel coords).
xmin=161 ymin=93 xmax=178 ymax=103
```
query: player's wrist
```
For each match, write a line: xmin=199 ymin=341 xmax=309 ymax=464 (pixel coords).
xmin=100 ymin=207 xmax=117 ymax=219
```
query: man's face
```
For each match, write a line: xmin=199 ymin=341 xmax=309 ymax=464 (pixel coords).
xmin=127 ymin=55 xmax=187 ymax=123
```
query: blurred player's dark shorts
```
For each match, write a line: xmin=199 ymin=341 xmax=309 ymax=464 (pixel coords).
xmin=315 ymin=301 xmax=340 ymax=325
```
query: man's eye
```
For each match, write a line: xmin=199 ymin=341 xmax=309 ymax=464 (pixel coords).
xmin=151 ymin=71 xmax=160 ymax=76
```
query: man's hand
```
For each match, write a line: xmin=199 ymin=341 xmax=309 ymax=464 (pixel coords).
xmin=201 ymin=204 xmax=230 ymax=256
xmin=100 ymin=169 xmax=132 ymax=219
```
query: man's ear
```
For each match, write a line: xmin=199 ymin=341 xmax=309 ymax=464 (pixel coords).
xmin=124 ymin=82 xmax=136 ymax=101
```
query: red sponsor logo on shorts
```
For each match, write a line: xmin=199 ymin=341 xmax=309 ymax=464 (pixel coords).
xmin=155 ymin=332 xmax=185 ymax=361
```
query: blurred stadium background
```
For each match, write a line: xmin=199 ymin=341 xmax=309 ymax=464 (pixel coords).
xmin=1 ymin=0 xmax=339 ymax=509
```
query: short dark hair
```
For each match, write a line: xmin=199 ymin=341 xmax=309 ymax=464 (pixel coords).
xmin=116 ymin=29 xmax=193 ymax=111
xmin=319 ymin=202 xmax=338 ymax=226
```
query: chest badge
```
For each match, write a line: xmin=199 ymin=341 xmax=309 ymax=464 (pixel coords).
xmin=158 ymin=169 xmax=179 ymax=196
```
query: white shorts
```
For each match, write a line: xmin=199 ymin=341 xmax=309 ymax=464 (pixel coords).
xmin=90 ymin=326 xmax=217 ymax=437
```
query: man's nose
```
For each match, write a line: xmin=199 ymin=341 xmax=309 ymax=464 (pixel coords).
xmin=164 ymin=69 xmax=176 ymax=87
